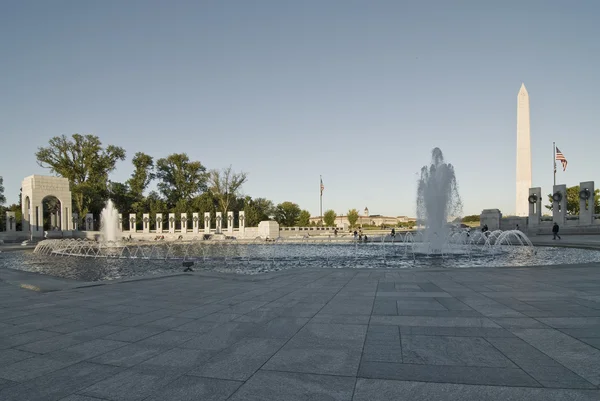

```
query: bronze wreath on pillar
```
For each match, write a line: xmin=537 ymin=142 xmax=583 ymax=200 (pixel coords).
xmin=579 ymin=189 xmax=591 ymax=200
xmin=552 ymin=192 xmax=563 ymax=202
xmin=527 ymin=194 xmax=538 ymax=204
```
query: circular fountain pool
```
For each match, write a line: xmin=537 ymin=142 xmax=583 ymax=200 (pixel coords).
xmin=1 ymin=235 xmax=600 ymax=281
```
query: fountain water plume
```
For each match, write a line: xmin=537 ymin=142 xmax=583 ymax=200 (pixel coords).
xmin=417 ymin=148 xmax=462 ymax=253
xmin=100 ymin=200 xmax=119 ymax=243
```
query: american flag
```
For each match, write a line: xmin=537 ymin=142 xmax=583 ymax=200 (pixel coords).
xmin=555 ymin=147 xmax=568 ymax=171
xmin=320 ymin=177 xmax=324 ymax=196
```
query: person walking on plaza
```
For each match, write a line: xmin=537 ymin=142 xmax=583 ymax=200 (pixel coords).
xmin=552 ymin=222 xmax=561 ymax=240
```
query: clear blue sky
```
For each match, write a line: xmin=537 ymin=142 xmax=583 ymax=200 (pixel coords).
xmin=1 ymin=1 xmax=599 ymax=217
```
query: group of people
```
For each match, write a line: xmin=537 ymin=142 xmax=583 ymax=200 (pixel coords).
xmin=353 ymin=229 xmax=368 ymax=242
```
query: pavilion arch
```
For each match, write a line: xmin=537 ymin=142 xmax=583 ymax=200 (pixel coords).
xmin=21 ymin=175 xmax=73 ymax=238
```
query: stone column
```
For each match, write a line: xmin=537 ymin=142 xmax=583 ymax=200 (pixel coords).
xmin=72 ymin=213 xmax=79 ymax=230
xmin=118 ymin=214 xmax=123 ymax=232
xmin=155 ymin=213 xmax=163 ymax=234
xmin=204 ymin=212 xmax=211 ymax=235
xmin=85 ymin=213 xmax=94 ymax=231
xmin=216 ymin=212 xmax=222 ymax=234
xmin=129 ymin=214 xmax=137 ymax=233
xmin=142 ymin=213 xmax=150 ymax=233
xmin=227 ymin=211 xmax=234 ymax=234
xmin=528 ymin=187 xmax=542 ymax=227
xmin=180 ymin=213 xmax=188 ymax=233
xmin=192 ymin=212 xmax=199 ymax=234
xmin=552 ymin=184 xmax=567 ymax=225
xmin=168 ymin=213 xmax=176 ymax=233
xmin=63 ymin=205 xmax=71 ymax=231
xmin=5 ymin=211 xmax=16 ymax=232
xmin=239 ymin=211 xmax=245 ymax=235
xmin=480 ymin=209 xmax=502 ymax=231
xmin=579 ymin=181 xmax=595 ymax=225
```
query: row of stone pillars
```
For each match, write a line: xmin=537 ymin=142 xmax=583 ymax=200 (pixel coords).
xmin=90 ymin=211 xmax=246 ymax=234
xmin=528 ymin=180 xmax=596 ymax=226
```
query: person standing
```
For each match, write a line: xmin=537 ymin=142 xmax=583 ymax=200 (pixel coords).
xmin=552 ymin=222 xmax=561 ymax=240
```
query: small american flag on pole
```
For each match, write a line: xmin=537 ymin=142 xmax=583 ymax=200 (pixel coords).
xmin=555 ymin=147 xmax=568 ymax=171
xmin=320 ymin=177 xmax=324 ymax=196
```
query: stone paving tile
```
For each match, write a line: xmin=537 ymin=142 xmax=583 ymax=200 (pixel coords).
xmin=538 ymin=317 xmax=600 ymax=328
xmin=370 ymin=315 xmax=501 ymax=327
xmin=59 ymin=395 xmax=109 ymax=401
xmin=140 ymin=348 xmax=215 ymax=369
xmin=0 ymin=362 xmax=122 ymax=401
xmin=103 ymin=327 xmax=165 ymax=342
xmin=0 ymin=348 xmax=37 ymax=365
xmin=89 ymin=344 xmax=164 ymax=367
xmin=48 ymin=339 xmax=129 ymax=364
xmin=358 ymin=361 xmax=541 ymax=387
xmin=353 ymin=379 xmax=600 ymax=401
xmin=0 ymin=329 xmax=62 ymax=350
xmin=79 ymin=365 xmax=183 ymax=401
xmin=402 ymin=335 xmax=516 ymax=368
xmin=310 ymin=313 xmax=370 ymax=324
xmin=229 ymin=370 xmax=355 ymax=401
xmin=0 ymin=378 xmax=16 ymax=390
xmin=141 ymin=316 xmax=195 ymax=330
xmin=179 ymin=322 xmax=259 ymax=351
xmin=579 ymin=338 xmax=600 ymax=350
xmin=135 ymin=330 xmax=197 ymax=348
xmin=190 ymin=337 xmax=286 ymax=381
xmin=0 ymin=356 xmax=73 ymax=381
xmin=143 ymin=375 xmax=242 ymax=401
xmin=251 ymin=317 xmax=309 ymax=339
xmin=399 ymin=325 xmax=516 ymax=337
xmin=512 ymin=328 xmax=600 ymax=386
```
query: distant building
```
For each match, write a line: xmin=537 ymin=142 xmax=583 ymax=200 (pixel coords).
xmin=309 ymin=207 xmax=416 ymax=228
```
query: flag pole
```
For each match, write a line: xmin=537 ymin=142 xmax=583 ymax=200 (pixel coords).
xmin=553 ymin=141 xmax=556 ymax=186
xmin=319 ymin=175 xmax=323 ymax=225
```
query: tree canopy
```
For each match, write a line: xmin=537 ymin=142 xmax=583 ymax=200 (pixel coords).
xmin=274 ymin=201 xmax=301 ymax=227
xmin=323 ymin=209 xmax=337 ymax=226
xmin=297 ymin=210 xmax=311 ymax=227
xmin=546 ymin=186 xmax=600 ymax=215
xmin=208 ymin=165 xmax=248 ymax=215
xmin=347 ymin=209 xmax=359 ymax=228
xmin=243 ymin=197 xmax=274 ymax=227
xmin=35 ymin=134 xmax=126 ymax=216
xmin=155 ymin=153 xmax=207 ymax=208
xmin=0 ymin=176 xmax=5 ymax=205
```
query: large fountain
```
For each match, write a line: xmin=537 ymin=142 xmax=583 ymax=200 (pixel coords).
xmin=417 ymin=148 xmax=462 ymax=254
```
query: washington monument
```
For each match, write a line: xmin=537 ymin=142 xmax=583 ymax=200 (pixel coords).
xmin=516 ymin=83 xmax=532 ymax=216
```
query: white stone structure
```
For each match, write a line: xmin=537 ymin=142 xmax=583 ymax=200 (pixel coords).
xmin=129 ymin=214 xmax=136 ymax=233
xmin=168 ymin=213 xmax=176 ymax=234
xmin=142 ymin=213 xmax=150 ymax=233
xmin=480 ymin=209 xmax=502 ymax=231
xmin=192 ymin=212 xmax=199 ymax=234
xmin=204 ymin=212 xmax=211 ymax=235
xmin=239 ymin=211 xmax=245 ymax=234
xmin=528 ymin=187 xmax=542 ymax=226
xmin=516 ymin=83 xmax=532 ymax=216
xmin=216 ymin=212 xmax=222 ymax=234
xmin=180 ymin=213 xmax=188 ymax=233
xmin=258 ymin=221 xmax=280 ymax=239
xmin=21 ymin=175 xmax=73 ymax=237
xmin=227 ymin=211 xmax=234 ymax=234
xmin=155 ymin=214 xmax=163 ymax=234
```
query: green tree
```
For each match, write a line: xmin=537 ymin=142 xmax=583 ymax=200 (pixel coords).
xmin=347 ymin=208 xmax=359 ymax=228
xmin=208 ymin=165 xmax=248 ymax=215
xmin=127 ymin=152 xmax=155 ymax=202
xmin=545 ymin=186 xmax=600 ymax=215
xmin=35 ymin=134 xmax=126 ymax=216
xmin=297 ymin=210 xmax=311 ymax=226
xmin=0 ymin=176 xmax=5 ymax=205
xmin=155 ymin=153 xmax=207 ymax=208
xmin=462 ymin=214 xmax=480 ymax=223
xmin=108 ymin=181 xmax=134 ymax=214
xmin=274 ymin=201 xmax=301 ymax=227
xmin=323 ymin=209 xmax=337 ymax=226
xmin=243 ymin=197 xmax=274 ymax=227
